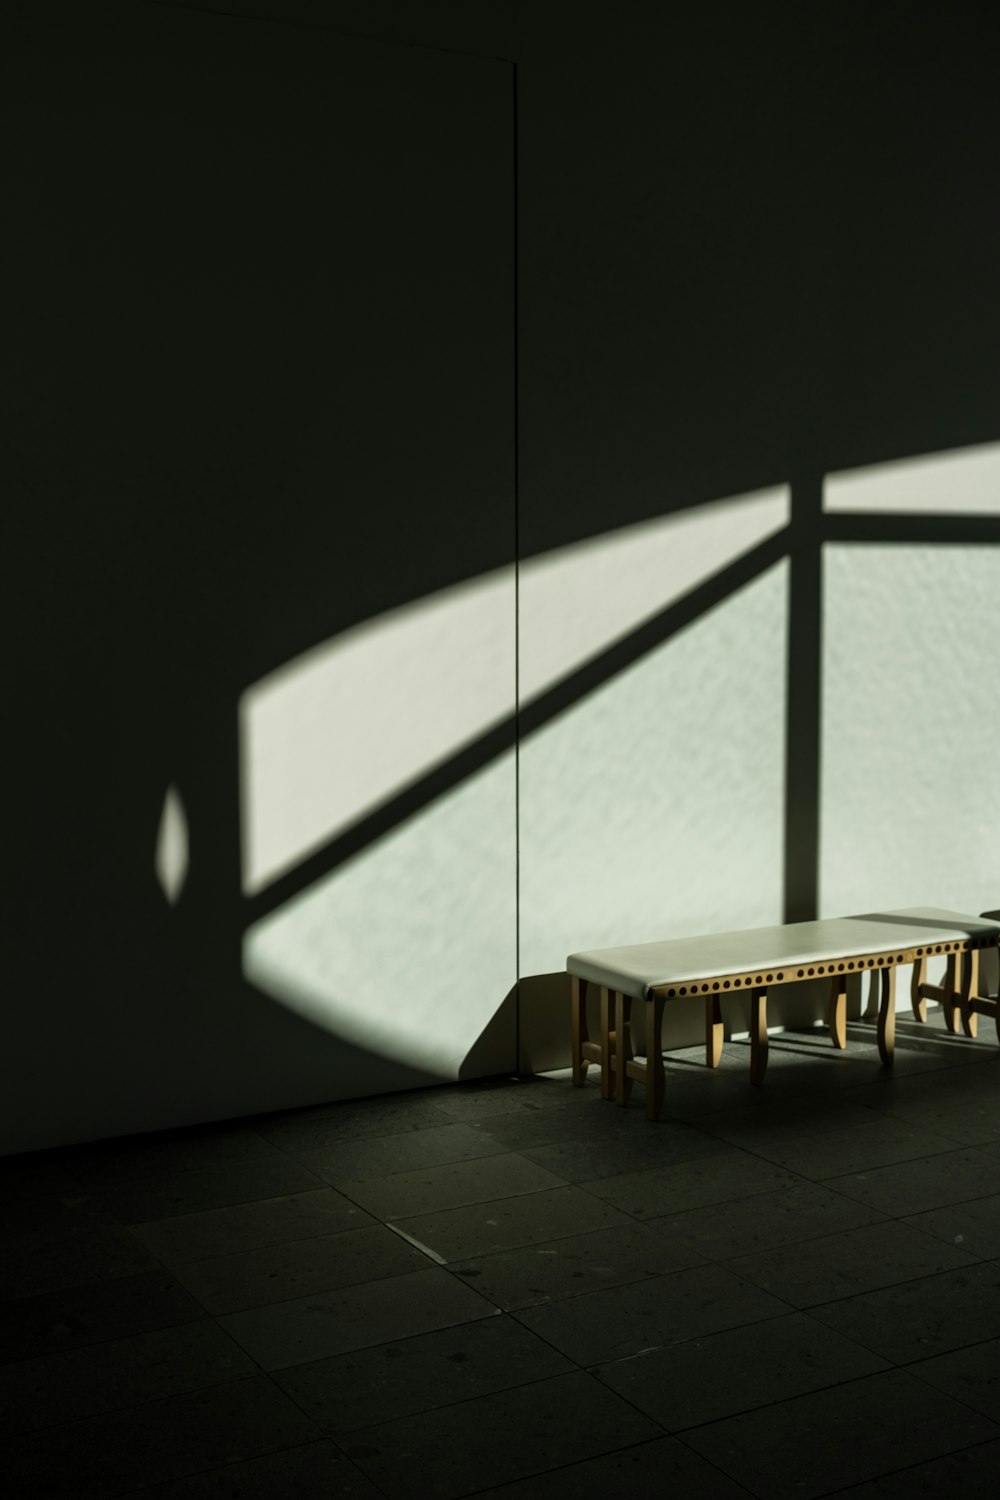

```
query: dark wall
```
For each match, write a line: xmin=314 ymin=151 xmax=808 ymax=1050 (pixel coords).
xmin=519 ymin=0 xmax=1000 ymax=548
xmin=6 ymin=0 xmax=999 ymax=1151
xmin=5 ymin=0 xmax=513 ymax=1151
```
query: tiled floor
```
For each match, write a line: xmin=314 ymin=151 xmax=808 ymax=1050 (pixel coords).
xmin=2 ymin=1012 xmax=999 ymax=1498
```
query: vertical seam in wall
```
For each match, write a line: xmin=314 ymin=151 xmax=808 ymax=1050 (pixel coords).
xmin=513 ymin=59 xmax=521 ymax=1074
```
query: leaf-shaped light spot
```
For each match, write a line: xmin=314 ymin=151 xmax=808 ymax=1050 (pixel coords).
xmin=155 ymin=784 xmax=189 ymax=904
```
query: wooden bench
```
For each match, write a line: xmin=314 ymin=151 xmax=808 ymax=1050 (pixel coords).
xmin=568 ymin=907 xmax=1000 ymax=1120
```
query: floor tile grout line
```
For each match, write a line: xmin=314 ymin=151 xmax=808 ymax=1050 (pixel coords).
xmin=893 ymin=1328 xmax=1000 ymax=1371
xmin=704 ymin=1211 xmax=987 ymax=1266
xmin=0 ymin=1249 xmax=485 ymax=1347
xmin=109 ymin=1436 xmax=397 ymax=1500
xmin=793 ymin=1432 xmax=1000 ymax=1500
xmin=590 ymin=1347 xmax=908 ymax=1441
xmin=671 ymin=1424 xmax=771 ymax=1500
xmin=260 ymin=1124 xmax=519 ymax=1167
xmin=451 ymin=1431 xmax=732 ymax=1500
xmin=263 ymin=1309 xmax=533 ymax=1383
xmin=314 ymin=1361 xmax=625 ymax=1441
xmin=0 ymin=1306 xmax=226 ymax=1371
xmin=663 ymin=1359 xmax=1000 ymax=1468
xmin=288 ymin=1137 xmax=520 ymax=1180
xmin=386 ymin=1209 xmax=707 ymax=1269
xmin=570 ymin=1171 xmax=820 ymax=1217
xmin=369 ymin=1176 xmax=582 ymax=1228
xmin=198 ymin=1263 xmax=502 ymax=1330
xmin=691 ymin=1127 xmax=976 ymax=1176
xmin=890 ymin=1211 xmax=998 ymax=1260
xmin=820 ymin=1187 xmax=1000 ymax=1217
xmin=251 ymin=1368 xmax=399 ymax=1498
xmin=751 ymin=1253 xmax=1000 ymax=1319
xmin=583 ymin=1301 xmax=888 ymax=1369
xmin=713 ymin=1240 xmax=989 ymax=1281
xmin=93 ymin=1183 xmax=372 ymax=1234
xmin=126 ymin=1216 xmax=410 ymax=1272
xmin=0 ymin=1368 xmax=311 ymax=1447
xmin=326 ymin=1149 xmax=574 ymax=1215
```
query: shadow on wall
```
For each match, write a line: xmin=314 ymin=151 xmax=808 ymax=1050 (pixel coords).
xmin=240 ymin=442 xmax=999 ymax=1078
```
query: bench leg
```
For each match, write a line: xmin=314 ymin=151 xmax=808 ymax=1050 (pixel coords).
xmin=911 ymin=956 xmax=927 ymax=1022
xmin=877 ymin=965 xmax=896 ymax=1065
xmin=750 ymin=988 xmax=768 ymax=1085
xmin=706 ymin=995 xmax=724 ymax=1068
xmin=828 ymin=975 xmax=847 ymax=1050
xmin=599 ymin=987 xmax=615 ymax=1100
xmin=957 ymin=950 xmax=978 ymax=1038
xmin=940 ymin=955 xmax=959 ymax=1033
xmin=960 ymin=948 xmax=1000 ymax=1044
xmin=570 ymin=976 xmax=589 ymax=1086
xmin=645 ymin=996 xmax=666 ymax=1120
xmin=615 ymin=991 xmax=634 ymax=1105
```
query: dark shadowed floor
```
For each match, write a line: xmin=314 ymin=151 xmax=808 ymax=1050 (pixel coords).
xmin=2 ymin=1010 xmax=999 ymax=1498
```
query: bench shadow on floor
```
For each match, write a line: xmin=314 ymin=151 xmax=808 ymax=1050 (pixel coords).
xmin=1 ymin=1010 xmax=998 ymax=1499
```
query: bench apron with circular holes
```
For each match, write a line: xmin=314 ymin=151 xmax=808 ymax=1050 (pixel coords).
xmin=567 ymin=907 xmax=1000 ymax=1120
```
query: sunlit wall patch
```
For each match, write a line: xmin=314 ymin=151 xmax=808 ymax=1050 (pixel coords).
xmin=243 ymin=753 xmax=516 ymax=1077
xmin=518 ymin=559 xmax=789 ymax=978
xmin=819 ymin=542 xmax=1000 ymax=920
xmin=240 ymin=567 xmax=516 ymax=896
xmin=154 ymin=784 xmax=189 ymax=905
xmin=823 ymin=441 xmax=1000 ymax=515
xmin=518 ymin=485 xmax=790 ymax=704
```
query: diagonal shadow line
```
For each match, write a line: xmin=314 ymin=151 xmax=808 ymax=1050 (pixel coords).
xmin=822 ymin=513 xmax=1000 ymax=545
xmin=848 ymin=912 xmax=997 ymax=934
xmin=245 ymin=527 xmax=790 ymax=926
xmin=516 ymin=528 xmax=789 ymax=735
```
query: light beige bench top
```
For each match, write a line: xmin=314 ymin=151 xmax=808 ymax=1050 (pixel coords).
xmin=567 ymin=907 xmax=1000 ymax=1001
